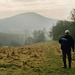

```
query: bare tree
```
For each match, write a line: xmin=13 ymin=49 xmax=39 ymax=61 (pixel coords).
xmin=70 ymin=9 xmax=75 ymax=21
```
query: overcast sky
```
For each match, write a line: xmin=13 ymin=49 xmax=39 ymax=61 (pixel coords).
xmin=0 ymin=0 xmax=75 ymax=20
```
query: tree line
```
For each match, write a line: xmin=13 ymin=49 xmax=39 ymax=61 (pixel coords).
xmin=25 ymin=30 xmax=46 ymax=45
xmin=0 ymin=29 xmax=46 ymax=47
xmin=49 ymin=9 xmax=75 ymax=41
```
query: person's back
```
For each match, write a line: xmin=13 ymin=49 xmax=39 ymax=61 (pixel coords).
xmin=59 ymin=30 xmax=74 ymax=68
xmin=59 ymin=34 xmax=74 ymax=50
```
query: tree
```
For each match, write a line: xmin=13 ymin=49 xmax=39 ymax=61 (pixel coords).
xmin=24 ymin=30 xmax=46 ymax=45
xmin=69 ymin=22 xmax=75 ymax=40
xmin=25 ymin=37 xmax=34 ymax=45
xmin=49 ymin=9 xmax=75 ymax=41
xmin=0 ymin=42 xmax=3 ymax=47
xmin=70 ymin=9 xmax=75 ymax=21
xmin=70 ymin=9 xmax=75 ymax=40
xmin=10 ymin=41 xmax=21 ymax=47
xmin=33 ymin=30 xmax=46 ymax=43
xmin=49 ymin=21 xmax=70 ymax=40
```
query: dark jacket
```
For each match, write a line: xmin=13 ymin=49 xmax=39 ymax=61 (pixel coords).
xmin=59 ymin=35 xmax=74 ymax=51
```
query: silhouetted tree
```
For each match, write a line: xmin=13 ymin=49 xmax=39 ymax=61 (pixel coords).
xmin=70 ymin=9 xmax=75 ymax=21
xmin=10 ymin=41 xmax=21 ymax=47
xmin=25 ymin=30 xmax=46 ymax=45
xmin=49 ymin=21 xmax=70 ymax=40
xmin=25 ymin=37 xmax=34 ymax=45
xmin=49 ymin=9 xmax=75 ymax=41
xmin=33 ymin=30 xmax=46 ymax=43
xmin=70 ymin=9 xmax=75 ymax=40
xmin=0 ymin=42 xmax=3 ymax=47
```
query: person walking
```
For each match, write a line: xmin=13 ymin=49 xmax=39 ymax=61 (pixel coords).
xmin=59 ymin=30 xmax=74 ymax=68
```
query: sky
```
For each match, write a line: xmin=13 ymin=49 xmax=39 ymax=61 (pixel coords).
xmin=0 ymin=0 xmax=75 ymax=20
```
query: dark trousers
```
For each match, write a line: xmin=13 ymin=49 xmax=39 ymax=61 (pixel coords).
xmin=62 ymin=49 xmax=71 ymax=68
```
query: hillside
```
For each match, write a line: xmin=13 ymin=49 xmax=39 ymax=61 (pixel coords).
xmin=0 ymin=41 xmax=75 ymax=75
xmin=0 ymin=32 xmax=26 ymax=46
xmin=0 ymin=12 xmax=57 ymax=34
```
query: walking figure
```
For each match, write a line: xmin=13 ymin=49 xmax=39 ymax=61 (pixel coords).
xmin=59 ymin=30 xmax=74 ymax=68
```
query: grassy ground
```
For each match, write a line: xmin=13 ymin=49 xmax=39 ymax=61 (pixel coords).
xmin=0 ymin=41 xmax=75 ymax=75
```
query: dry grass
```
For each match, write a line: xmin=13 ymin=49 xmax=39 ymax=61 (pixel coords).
xmin=0 ymin=41 xmax=75 ymax=75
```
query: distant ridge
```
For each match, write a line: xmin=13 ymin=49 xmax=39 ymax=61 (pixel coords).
xmin=0 ymin=12 xmax=58 ymax=34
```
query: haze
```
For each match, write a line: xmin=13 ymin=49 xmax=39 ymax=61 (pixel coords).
xmin=0 ymin=0 xmax=75 ymax=20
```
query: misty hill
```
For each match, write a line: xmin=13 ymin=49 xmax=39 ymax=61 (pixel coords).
xmin=0 ymin=12 xmax=58 ymax=34
xmin=0 ymin=32 xmax=27 ymax=46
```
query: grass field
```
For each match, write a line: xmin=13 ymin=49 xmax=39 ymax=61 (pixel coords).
xmin=0 ymin=41 xmax=75 ymax=75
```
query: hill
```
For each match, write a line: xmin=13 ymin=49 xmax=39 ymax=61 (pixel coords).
xmin=0 ymin=41 xmax=75 ymax=75
xmin=0 ymin=12 xmax=57 ymax=34
xmin=0 ymin=32 xmax=26 ymax=46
